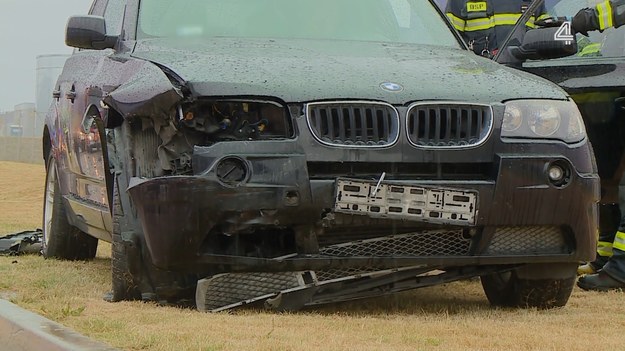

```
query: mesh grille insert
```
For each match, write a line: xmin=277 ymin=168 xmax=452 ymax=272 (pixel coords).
xmin=319 ymin=230 xmax=471 ymax=258
xmin=485 ymin=226 xmax=571 ymax=255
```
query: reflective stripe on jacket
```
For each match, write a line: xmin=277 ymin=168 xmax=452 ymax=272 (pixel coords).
xmin=596 ymin=0 xmax=625 ymax=30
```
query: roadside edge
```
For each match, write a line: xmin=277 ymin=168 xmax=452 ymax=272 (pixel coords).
xmin=0 ymin=299 xmax=119 ymax=351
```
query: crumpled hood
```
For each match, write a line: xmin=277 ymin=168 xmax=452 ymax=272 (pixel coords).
xmin=131 ymin=37 xmax=567 ymax=104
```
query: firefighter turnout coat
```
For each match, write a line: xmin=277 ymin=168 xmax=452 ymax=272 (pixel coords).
xmin=446 ymin=0 xmax=549 ymax=56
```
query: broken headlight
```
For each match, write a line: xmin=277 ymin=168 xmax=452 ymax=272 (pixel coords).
xmin=501 ymin=100 xmax=586 ymax=143
xmin=178 ymin=100 xmax=292 ymax=141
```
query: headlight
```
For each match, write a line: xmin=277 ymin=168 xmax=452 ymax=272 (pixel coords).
xmin=502 ymin=104 xmax=522 ymax=132
xmin=501 ymin=100 xmax=586 ymax=143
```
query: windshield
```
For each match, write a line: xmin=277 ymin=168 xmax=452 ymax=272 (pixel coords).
xmin=137 ymin=0 xmax=459 ymax=47
xmin=548 ymin=0 xmax=625 ymax=59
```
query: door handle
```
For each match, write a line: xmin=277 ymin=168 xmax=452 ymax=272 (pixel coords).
xmin=66 ymin=91 xmax=77 ymax=101
xmin=66 ymin=85 xmax=76 ymax=102
xmin=52 ymin=90 xmax=61 ymax=99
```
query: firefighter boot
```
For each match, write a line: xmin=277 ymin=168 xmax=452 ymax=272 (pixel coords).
xmin=579 ymin=205 xmax=621 ymax=275
xmin=577 ymin=271 xmax=625 ymax=291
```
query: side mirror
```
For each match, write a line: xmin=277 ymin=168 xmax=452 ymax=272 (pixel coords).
xmin=497 ymin=27 xmax=577 ymax=65
xmin=65 ymin=15 xmax=118 ymax=50
xmin=510 ymin=27 xmax=578 ymax=60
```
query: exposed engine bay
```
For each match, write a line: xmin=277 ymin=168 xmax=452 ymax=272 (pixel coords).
xmin=145 ymin=100 xmax=292 ymax=176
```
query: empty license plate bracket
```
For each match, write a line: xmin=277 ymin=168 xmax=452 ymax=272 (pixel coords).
xmin=334 ymin=178 xmax=477 ymax=226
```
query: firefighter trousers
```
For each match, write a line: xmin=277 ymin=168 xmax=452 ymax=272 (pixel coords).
xmin=602 ymin=204 xmax=625 ymax=283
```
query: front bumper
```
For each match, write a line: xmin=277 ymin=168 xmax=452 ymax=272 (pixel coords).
xmin=128 ymin=144 xmax=600 ymax=272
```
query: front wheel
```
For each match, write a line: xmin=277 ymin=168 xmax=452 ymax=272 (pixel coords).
xmin=480 ymin=269 xmax=576 ymax=309
xmin=42 ymin=155 xmax=98 ymax=260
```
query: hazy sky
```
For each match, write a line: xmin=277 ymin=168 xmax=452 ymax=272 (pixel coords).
xmin=0 ymin=0 xmax=92 ymax=112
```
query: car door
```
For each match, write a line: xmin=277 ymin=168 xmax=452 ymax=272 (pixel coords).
xmin=55 ymin=0 xmax=126 ymax=240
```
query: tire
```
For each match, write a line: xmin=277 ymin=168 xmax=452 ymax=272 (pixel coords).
xmin=42 ymin=155 xmax=98 ymax=260
xmin=480 ymin=270 xmax=576 ymax=309
xmin=110 ymin=178 xmax=142 ymax=301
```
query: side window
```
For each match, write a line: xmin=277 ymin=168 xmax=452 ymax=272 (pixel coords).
xmin=103 ymin=0 xmax=126 ymax=35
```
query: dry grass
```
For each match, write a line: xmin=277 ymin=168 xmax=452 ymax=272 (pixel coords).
xmin=0 ymin=161 xmax=46 ymax=233
xmin=1 ymin=161 xmax=623 ymax=351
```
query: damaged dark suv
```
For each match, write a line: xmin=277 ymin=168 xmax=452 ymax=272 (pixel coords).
xmin=43 ymin=0 xmax=599 ymax=311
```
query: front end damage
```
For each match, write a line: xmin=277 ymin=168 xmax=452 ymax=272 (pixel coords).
xmin=128 ymin=145 xmax=598 ymax=272
xmin=103 ymin=69 xmax=599 ymax=310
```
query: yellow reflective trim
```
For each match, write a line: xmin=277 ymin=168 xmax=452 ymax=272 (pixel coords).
xmin=464 ymin=23 xmax=495 ymax=31
xmin=597 ymin=240 xmax=613 ymax=257
xmin=495 ymin=14 xmax=522 ymax=25
xmin=446 ymin=13 xmax=466 ymax=31
xmin=495 ymin=19 xmax=520 ymax=25
xmin=598 ymin=241 xmax=614 ymax=248
xmin=497 ymin=16 xmax=521 ymax=21
xmin=597 ymin=249 xmax=614 ymax=257
xmin=585 ymin=43 xmax=602 ymax=50
xmin=494 ymin=13 xmax=522 ymax=21
xmin=578 ymin=42 xmax=602 ymax=56
xmin=467 ymin=2 xmax=488 ymax=12
xmin=464 ymin=17 xmax=495 ymax=31
xmin=597 ymin=0 xmax=614 ymax=30
xmin=613 ymin=231 xmax=625 ymax=251
xmin=490 ymin=20 xmax=518 ymax=25
xmin=613 ymin=240 xmax=625 ymax=251
xmin=526 ymin=16 xmax=538 ymax=28
xmin=598 ymin=248 xmax=614 ymax=257
xmin=536 ymin=14 xmax=551 ymax=21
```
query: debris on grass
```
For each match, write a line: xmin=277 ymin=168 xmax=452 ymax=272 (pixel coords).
xmin=0 ymin=229 xmax=43 ymax=256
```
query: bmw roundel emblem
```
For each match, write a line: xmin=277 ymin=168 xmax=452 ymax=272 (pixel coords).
xmin=380 ymin=82 xmax=403 ymax=92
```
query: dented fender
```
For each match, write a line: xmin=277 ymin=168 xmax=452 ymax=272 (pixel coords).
xmin=103 ymin=59 xmax=184 ymax=118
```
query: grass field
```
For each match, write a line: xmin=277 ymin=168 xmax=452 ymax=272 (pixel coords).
xmin=0 ymin=160 xmax=623 ymax=351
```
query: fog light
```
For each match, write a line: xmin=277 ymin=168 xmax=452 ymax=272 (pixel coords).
xmin=546 ymin=161 xmax=571 ymax=188
xmin=548 ymin=165 xmax=564 ymax=181
xmin=216 ymin=157 xmax=249 ymax=187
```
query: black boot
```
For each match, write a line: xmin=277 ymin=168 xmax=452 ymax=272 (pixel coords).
xmin=577 ymin=271 xmax=625 ymax=291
